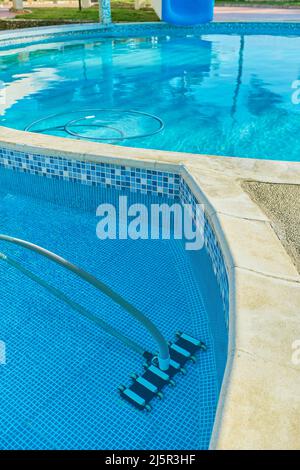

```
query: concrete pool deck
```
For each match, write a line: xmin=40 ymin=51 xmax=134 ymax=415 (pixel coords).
xmin=0 ymin=21 xmax=299 ymax=450
xmin=214 ymin=6 xmax=300 ymax=23
xmin=1 ymin=5 xmax=300 ymax=22
xmin=243 ymin=182 xmax=300 ymax=274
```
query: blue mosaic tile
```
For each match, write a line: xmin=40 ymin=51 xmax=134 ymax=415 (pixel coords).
xmin=0 ymin=146 xmax=229 ymax=327
xmin=0 ymin=148 xmax=180 ymax=198
xmin=179 ymin=177 xmax=229 ymax=327
xmin=0 ymin=143 xmax=230 ymax=449
xmin=0 ymin=181 xmax=221 ymax=449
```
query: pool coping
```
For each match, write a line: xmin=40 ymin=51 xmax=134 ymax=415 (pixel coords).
xmin=1 ymin=20 xmax=300 ymax=49
xmin=1 ymin=23 xmax=300 ymax=450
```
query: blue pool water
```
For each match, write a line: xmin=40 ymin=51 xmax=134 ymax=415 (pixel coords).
xmin=0 ymin=166 xmax=227 ymax=450
xmin=1 ymin=33 xmax=300 ymax=161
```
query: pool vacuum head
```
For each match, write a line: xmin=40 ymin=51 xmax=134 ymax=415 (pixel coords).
xmin=118 ymin=332 xmax=206 ymax=412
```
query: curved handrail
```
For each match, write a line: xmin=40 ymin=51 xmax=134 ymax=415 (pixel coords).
xmin=0 ymin=251 xmax=145 ymax=357
xmin=0 ymin=234 xmax=170 ymax=370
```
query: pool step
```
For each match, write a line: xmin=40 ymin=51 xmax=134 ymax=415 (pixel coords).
xmin=118 ymin=332 xmax=206 ymax=411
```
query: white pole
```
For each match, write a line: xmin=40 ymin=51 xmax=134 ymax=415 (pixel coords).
xmin=81 ymin=0 xmax=92 ymax=9
xmin=99 ymin=0 xmax=112 ymax=25
xmin=151 ymin=0 xmax=162 ymax=19
xmin=135 ymin=0 xmax=147 ymax=10
xmin=12 ymin=0 xmax=23 ymax=10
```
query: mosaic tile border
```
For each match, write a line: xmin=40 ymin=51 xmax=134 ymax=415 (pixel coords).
xmin=180 ymin=178 xmax=229 ymax=328
xmin=0 ymin=146 xmax=229 ymax=326
xmin=0 ymin=147 xmax=180 ymax=198
xmin=0 ymin=21 xmax=300 ymax=50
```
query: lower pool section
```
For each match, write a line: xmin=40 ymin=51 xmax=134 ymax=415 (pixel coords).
xmin=0 ymin=156 xmax=228 ymax=449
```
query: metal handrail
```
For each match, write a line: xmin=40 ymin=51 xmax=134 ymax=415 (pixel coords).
xmin=0 ymin=251 xmax=145 ymax=357
xmin=0 ymin=234 xmax=170 ymax=370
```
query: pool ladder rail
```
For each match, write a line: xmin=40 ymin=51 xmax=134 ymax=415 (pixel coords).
xmin=0 ymin=233 xmax=170 ymax=369
xmin=0 ymin=234 xmax=207 ymax=412
xmin=119 ymin=332 xmax=207 ymax=412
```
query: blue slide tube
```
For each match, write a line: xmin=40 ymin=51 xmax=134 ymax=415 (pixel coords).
xmin=162 ymin=0 xmax=214 ymax=26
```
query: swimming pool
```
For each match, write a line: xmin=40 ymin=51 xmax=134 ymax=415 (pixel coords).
xmin=0 ymin=24 xmax=300 ymax=161
xmin=1 ymin=21 xmax=298 ymax=451
xmin=0 ymin=151 xmax=228 ymax=449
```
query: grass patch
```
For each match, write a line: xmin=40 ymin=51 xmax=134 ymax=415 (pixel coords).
xmin=13 ymin=0 xmax=300 ymax=25
xmin=16 ymin=3 xmax=159 ymax=23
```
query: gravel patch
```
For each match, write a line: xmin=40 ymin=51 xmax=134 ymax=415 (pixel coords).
xmin=242 ymin=181 xmax=300 ymax=274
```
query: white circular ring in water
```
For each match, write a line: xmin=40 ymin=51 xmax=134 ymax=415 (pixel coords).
xmin=25 ymin=109 xmax=165 ymax=142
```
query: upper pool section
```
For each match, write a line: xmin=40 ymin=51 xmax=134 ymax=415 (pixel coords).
xmin=0 ymin=22 xmax=300 ymax=162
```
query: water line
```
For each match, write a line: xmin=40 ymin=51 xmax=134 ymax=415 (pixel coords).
xmin=0 ymin=234 xmax=170 ymax=370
